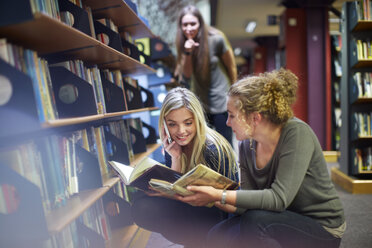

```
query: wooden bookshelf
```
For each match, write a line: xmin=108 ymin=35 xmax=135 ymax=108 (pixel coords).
xmin=352 ymin=59 xmax=372 ymax=69
xmin=0 ymin=13 xmax=155 ymax=75
xmin=42 ymin=107 xmax=158 ymax=127
xmin=45 ymin=187 xmax=110 ymax=234
xmin=44 ymin=143 xmax=161 ymax=234
xmin=331 ymin=167 xmax=372 ymax=194
xmin=82 ymin=0 xmax=154 ymax=39
xmin=352 ymin=20 xmax=372 ymax=32
xmin=323 ymin=151 xmax=340 ymax=163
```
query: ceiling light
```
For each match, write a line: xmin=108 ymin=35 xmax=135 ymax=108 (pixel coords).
xmin=245 ymin=21 xmax=257 ymax=33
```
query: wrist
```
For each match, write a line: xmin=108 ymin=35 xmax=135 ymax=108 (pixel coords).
xmin=183 ymin=50 xmax=191 ymax=56
xmin=220 ymin=189 xmax=227 ymax=205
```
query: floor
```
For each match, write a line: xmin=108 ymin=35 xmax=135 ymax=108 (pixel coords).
xmin=142 ymin=162 xmax=372 ymax=248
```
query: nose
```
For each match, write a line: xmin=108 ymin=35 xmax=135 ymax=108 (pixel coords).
xmin=226 ymin=117 xmax=231 ymax=127
xmin=178 ymin=124 xmax=186 ymax=134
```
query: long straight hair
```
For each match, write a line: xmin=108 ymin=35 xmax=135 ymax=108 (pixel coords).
xmin=175 ymin=5 xmax=210 ymax=86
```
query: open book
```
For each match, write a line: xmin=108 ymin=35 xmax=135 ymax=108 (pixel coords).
xmin=108 ymin=157 xmax=182 ymax=192
xmin=149 ymin=164 xmax=239 ymax=196
xmin=109 ymin=158 xmax=239 ymax=197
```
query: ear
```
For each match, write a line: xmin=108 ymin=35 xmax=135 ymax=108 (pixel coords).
xmin=252 ymin=112 xmax=262 ymax=124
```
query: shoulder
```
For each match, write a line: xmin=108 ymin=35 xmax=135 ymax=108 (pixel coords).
xmin=283 ymin=118 xmax=312 ymax=133
xmin=281 ymin=118 xmax=318 ymax=144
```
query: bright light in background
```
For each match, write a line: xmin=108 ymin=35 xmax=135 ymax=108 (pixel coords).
xmin=234 ymin=47 xmax=242 ymax=56
xmin=196 ymin=0 xmax=211 ymax=25
xmin=245 ymin=20 xmax=257 ymax=33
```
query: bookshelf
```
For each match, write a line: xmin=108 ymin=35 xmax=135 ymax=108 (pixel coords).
xmin=331 ymin=35 xmax=342 ymax=151
xmin=0 ymin=0 xmax=162 ymax=247
xmin=335 ymin=1 xmax=372 ymax=193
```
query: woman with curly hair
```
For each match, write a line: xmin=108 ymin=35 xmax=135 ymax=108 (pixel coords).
xmin=178 ymin=68 xmax=346 ymax=248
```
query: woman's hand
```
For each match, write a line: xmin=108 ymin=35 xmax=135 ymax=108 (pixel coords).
xmin=214 ymin=202 xmax=237 ymax=213
xmin=176 ymin=185 xmax=219 ymax=207
xmin=184 ymin=38 xmax=199 ymax=52
xmin=162 ymin=126 xmax=182 ymax=159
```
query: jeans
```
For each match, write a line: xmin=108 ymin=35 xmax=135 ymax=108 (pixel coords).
xmin=207 ymin=112 xmax=232 ymax=145
xmin=206 ymin=210 xmax=341 ymax=248
xmin=131 ymin=193 xmax=227 ymax=247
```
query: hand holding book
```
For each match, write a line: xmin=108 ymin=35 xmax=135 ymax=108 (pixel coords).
xmin=108 ymin=157 xmax=238 ymax=199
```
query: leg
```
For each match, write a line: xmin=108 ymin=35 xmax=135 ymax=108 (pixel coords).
xmin=207 ymin=112 xmax=232 ymax=145
xmin=206 ymin=215 xmax=241 ymax=248
xmin=131 ymin=195 xmax=226 ymax=247
xmin=239 ymin=210 xmax=341 ymax=248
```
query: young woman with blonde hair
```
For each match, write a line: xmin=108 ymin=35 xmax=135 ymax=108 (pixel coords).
xmin=131 ymin=87 xmax=238 ymax=247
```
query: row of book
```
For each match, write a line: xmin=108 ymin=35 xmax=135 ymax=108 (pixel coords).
xmin=353 ymin=72 xmax=372 ymax=98
xmin=45 ymin=200 xmax=110 ymax=248
xmin=28 ymin=0 xmax=145 ymax=64
xmin=355 ymin=39 xmax=372 ymax=60
xmin=355 ymin=0 xmax=372 ymax=21
xmin=352 ymin=111 xmax=372 ymax=138
xmin=0 ymin=39 xmax=150 ymax=123
xmin=0 ymin=116 xmax=155 ymax=215
xmin=354 ymin=146 xmax=372 ymax=172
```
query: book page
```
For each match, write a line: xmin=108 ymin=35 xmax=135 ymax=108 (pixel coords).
xmin=108 ymin=161 xmax=133 ymax=185
xmin=149 ymin=179 xmax=194 ymax=196
xmin=130 ymin=157 xmax=167 ymax=183
xmin=174 ymin=164 xmax=237 ymax=189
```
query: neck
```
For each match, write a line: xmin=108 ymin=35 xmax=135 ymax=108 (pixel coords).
xmin=255 ymin=121 xmax=282 ymax=152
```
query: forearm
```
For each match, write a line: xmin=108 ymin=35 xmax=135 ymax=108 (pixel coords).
xmin=171 ymin=156 xmax=182 ymax=172
xmin=181 ymin=53 xmax=193 ymax=78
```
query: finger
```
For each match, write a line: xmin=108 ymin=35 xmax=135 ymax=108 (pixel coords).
xmin=193 ymin=42 xmax=200 ymax=47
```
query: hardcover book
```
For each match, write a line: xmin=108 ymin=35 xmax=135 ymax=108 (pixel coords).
xmin=109 ymin=157 xmax=238 ymax=197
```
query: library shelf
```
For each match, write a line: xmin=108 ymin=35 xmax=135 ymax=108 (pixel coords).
xmin=45 ymin=143 xmax=161 ymax=235
xmin=351 ymin=20 xmax=372 ymax=32
xmin=331 ymin=167 xmax=372 ymax=194
xmin=42 ymin=107 xmax=159 ymax=128
xmin=82 ymin=0 xmax=153 ymax=39
xmin=0 ymin=13 xmax=155 ymax=75
xmin=46 ymin=186 xmax=110 ymax=234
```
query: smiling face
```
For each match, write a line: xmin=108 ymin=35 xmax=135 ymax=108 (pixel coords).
xmin=226 ymin=96 xmax=252 ymax=141
xmin=181 ymin=14 xmax=200 ymax=39
xmin=165 ymin=107 xmax=197 ymax=146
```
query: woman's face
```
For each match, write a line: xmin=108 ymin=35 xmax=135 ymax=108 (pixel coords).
xmin=181 ymin=14 xmax=200 ymax=39
xmin=165 ymin=107 xmax=197 ymax=146
xmin=226 ymin=96 xmax=252 ymax=141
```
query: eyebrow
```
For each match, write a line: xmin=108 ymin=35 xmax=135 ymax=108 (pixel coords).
xmin=167 ymin=117 xmax=194 ymax=123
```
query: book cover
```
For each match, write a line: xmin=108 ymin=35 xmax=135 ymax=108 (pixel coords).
xmin=149 ymin=164 xmax=239 ymax=197
xmin=108 ymin=157 xmax=182 ymax=192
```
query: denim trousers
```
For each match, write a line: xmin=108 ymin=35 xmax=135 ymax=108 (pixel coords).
xmin=207 ymin=112 xmax=232 ymax=145
xmin=131 ymin=193 xmax=227 ymax=247
xmin=206 ymin=210 xmax=341 ymax=248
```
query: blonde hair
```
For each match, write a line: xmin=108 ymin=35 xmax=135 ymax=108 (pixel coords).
xmin=228 ymin=68 xmax=298 ymax=125
xmin=159 ymin=87 xmax=238 ymax=179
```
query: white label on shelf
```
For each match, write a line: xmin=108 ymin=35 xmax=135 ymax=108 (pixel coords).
xmin=59 ymin=84 xmax=79 ymax=104
xmin=0 ymin=75 xmax=13 ymax=106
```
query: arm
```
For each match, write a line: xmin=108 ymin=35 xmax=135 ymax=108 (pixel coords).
xmin=235 ymin=123 xmax=315 ymax=211
xmin=180 ymin=38 xmax=199 ymax=79
xmin=221 ymin=48 xmax=237 ymax=84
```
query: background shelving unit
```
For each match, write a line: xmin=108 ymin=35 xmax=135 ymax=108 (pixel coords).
xmin=332 ymin=1 xmax=372 ymax=194
xmin=0 ymin=0 xmax=163 ymax=247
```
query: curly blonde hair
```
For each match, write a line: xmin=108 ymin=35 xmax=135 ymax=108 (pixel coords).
xmin=228 ymin=68 xmax=298 ymax=125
